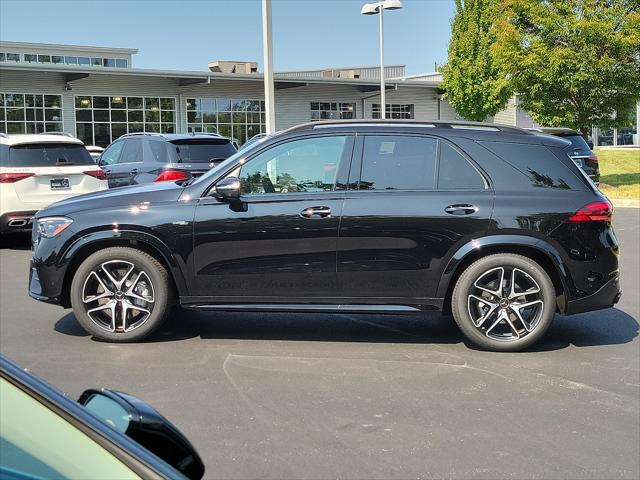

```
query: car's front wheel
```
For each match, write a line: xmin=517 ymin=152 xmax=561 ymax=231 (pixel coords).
xmin=451 ymin=253 xmax=556 ymax=352
xmin=70 ymin=247 xmax=171 ymax=342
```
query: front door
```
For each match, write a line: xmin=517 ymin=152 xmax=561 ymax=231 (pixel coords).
xmin=337 ymin=135 xmax=494 ymax=305
xmin=192 ymin=134 xmax=354 ymax=301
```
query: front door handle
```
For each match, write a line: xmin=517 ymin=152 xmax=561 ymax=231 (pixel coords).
xmin=300 ymin=206 xmax=331 ymax=219
xmin=104 ymin=169 xmax=112 ymax=174
xmin=445 ymin=204 xmax=478 ymax=215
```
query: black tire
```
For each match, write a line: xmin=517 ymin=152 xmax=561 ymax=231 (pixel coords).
xmin=451 ymin=253 xmax=556 ymax=352
xmin=70 ymin=247 xmax=171 ymax=342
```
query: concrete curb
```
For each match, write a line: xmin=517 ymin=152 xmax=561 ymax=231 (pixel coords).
xmin=610 ymin=198 xmax=640 ymax=208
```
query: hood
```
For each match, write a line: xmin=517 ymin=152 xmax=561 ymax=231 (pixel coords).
xmin=37 ymin=181 xmax=185 ymax=218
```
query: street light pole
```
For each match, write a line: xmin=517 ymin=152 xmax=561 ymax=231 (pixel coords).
xmin=361 ymin=0 xmax=402 ymax=121
xmin=262 ymin=0 xmax=275 ymax=134
xmin=378 ymin=6 xmax=385 ymax=119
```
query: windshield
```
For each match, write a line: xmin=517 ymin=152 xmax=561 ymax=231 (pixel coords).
xmin=169 ymin=139 xmax=237 ymax=163
xmin=4 ymin=143 xmax=95 ymax=167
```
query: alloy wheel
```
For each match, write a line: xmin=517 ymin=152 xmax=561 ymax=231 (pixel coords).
xmin=81 ymin=260 xmax=155 ymax=333
xmin=467 ymin=266 xmax=544 ymax=342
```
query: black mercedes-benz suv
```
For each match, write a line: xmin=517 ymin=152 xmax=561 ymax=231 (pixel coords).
xmin=28 ymin=120 xmax=621 ymax=351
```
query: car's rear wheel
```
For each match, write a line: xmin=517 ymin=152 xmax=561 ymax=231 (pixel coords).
xmin=70 ymin=247 xmax=171 ymax=342
xmin=451 ymin=253 xmax=556 ymax=352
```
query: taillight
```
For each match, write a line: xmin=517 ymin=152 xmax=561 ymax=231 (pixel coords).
xmin=588 ymin=152 xmax=598 ymax=163
xmin=569 ymin=201 xmax=613 ymax=222
xmin=83 ymin=169 xmax=107 ymax=180
xmin=0 ymin=172 xmax=35 ymax=183
xmin=154 ymin=169 xmax=189 ymax=182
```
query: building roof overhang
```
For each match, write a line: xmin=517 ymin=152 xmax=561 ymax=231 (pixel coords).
xmin=0 ymin=63 xmax=442 ymax=89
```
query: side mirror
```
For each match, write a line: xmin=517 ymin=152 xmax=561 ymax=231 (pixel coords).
xmin=212 ymin=176 xmax=240 ymax=201
xmin=79 ymin=389 xmax=205 ymax=480
xmin=97 ymin=156 xmax=104 ymax=166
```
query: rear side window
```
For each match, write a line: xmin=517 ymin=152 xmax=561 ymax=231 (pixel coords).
xmin=359 ymin=136 xmax=437 ymax=190
xmin=170 ymin=139 xmax=236 ymax=164
xmin=146 ymin=139 xmax=170 ymax=163
xmin=4 ymin=143 xmax=94 ymax=167
xmin=479 ymin=141 xmax=584 ymax=190
xmin=437 ymin=142 xmax=485 ymax=190
xmin=118 ymin=138 xmax=143 ymax=164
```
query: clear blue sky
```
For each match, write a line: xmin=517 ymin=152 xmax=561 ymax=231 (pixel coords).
xmin=0 ymin=0 xmax=455 ymax=75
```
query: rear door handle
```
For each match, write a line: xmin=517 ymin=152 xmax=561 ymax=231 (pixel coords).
xmin=300 ymin=206 xmax=331 ymax=219
xmin=445 ymin=204 xmax=478 ymax=215
xmin=129 ymin=168 xmax=138 ymax=175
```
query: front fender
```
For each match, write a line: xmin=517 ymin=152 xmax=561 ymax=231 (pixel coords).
xmin=435 ymin=234 xmax=572 ymax=308
xmin=61 ymin=228 xmax=189 ymax=296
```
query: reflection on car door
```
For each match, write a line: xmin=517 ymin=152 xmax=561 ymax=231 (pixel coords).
xmin=337 ymin=135 xmax=494 ymax=306
xmin=191 ymin=135 xmax=354 ymax=302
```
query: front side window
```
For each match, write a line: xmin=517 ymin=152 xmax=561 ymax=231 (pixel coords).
xmin=437 ymin=142 xmax=485 ymax=190
xmin=239 ymin=136 xmax=348 ymax=195
xmin=99 ymin=141 xmax=124 ymax=166
xmin=359 ymin=136 xmax=437 ymax=190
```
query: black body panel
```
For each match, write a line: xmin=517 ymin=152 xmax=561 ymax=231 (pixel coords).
xmin=29 ymin=121 xmax=620 ymax=317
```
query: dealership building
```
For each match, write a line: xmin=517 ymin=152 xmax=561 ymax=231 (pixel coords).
xmin=1 ymin=40 xmax=638 ymax=147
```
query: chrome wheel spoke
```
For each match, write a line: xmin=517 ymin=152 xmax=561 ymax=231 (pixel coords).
xmin=508 ymin=268 xmax=541 ymax=300
xmin=485 ymin=309 xmax=509 ymax=336
xmin=511 ymin=300 xmax=544 ymax=332
xmin=119 ymin=299 xmax=151 ymax=332
xmin=82 ymin=271 xmax=113 ymax=303
xmin=473 ymin=266 xmax=504 ymax=299
xmin=101 ymin=260 xmax=135 ymax=290
xmin=468 ymin=294 xmax=499 ymax=328
xmin=124 ymin=271 xmax=155 ymax=304
xmin=87 ymin=300 xmax=118 ymax=332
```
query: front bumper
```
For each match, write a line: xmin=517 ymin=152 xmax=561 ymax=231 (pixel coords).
xmin=28 ymin=263 xmax=61 ymax=305
xmin=565 ymin=273 xmax=621 ymax=315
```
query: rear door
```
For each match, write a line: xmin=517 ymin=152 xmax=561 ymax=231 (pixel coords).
xmin=5 ymin=142 xmax=106 ymax=204
xmin=337 ymin=135 xmax=494 ymax=305
xmin=112 ymin=138 xmax=143 ymax=187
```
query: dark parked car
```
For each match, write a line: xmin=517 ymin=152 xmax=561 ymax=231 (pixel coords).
xmin=98 ymin=132 xmax=237 ymax=188
xmin=0 ymin=354 xmax=204 ymax=479
xmin=529 ymin=128 xmax=600 ymax=183
xmin=29 ymin=120 xmax=620 ymax=352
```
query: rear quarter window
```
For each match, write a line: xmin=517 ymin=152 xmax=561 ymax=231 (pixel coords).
xmin=562 ymin=134 xmax=591 ymax=151
xmin=4 ymin=143 xmax=94 ymax=167
xmin=478 ymin=141 xmax=586 ymax=190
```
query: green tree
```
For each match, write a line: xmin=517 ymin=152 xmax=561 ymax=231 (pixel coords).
xmin=441 ymin=0 xmax=512 ymax=121
xmin=493 ymin=0 xmax=640 ymax=132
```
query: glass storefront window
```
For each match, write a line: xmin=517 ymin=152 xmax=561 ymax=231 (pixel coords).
xmin=372 ymin=103 xmax=414 ymax=119
xmin=310 ymin=102 xmax=356 ymax=121
xmin=0 ymin=93 xmax=64 ymax=134
xmin=186 ymin=97 xmax=265 ymax=145
xmin=74 ymin=95 xmax=176 ymax=146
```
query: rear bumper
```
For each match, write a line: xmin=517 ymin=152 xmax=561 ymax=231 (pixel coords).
xmin=0 ymin=211 xmax=37 ymax=232
xmin=565 ymin=273 xmax=621 ymax=315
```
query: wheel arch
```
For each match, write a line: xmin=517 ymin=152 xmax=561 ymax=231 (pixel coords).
xmin=438 ymin=235 xmax=571 ymax=315
xmin=59 ymin=229 xmax=188 ymax=308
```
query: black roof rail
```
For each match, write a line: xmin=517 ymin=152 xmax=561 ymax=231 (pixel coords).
xmin=285 ymin=119 xmax=533 ymax=135
xmin=0 ymin=132 xmax=8 ymax=138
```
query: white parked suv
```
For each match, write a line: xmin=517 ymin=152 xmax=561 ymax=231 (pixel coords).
xmin=0 ymin=133 xmax=108 ymax=233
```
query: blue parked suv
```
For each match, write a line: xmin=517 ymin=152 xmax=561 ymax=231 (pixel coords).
xmin=98 ymin=132 xmax=237 ymax=188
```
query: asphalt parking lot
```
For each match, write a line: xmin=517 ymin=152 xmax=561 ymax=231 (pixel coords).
xmin=1 ymin=209 xmax=639 ymax=480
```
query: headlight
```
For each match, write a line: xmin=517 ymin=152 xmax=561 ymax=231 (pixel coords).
xmin=36 ymin=217 xmax=73 ymax=238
